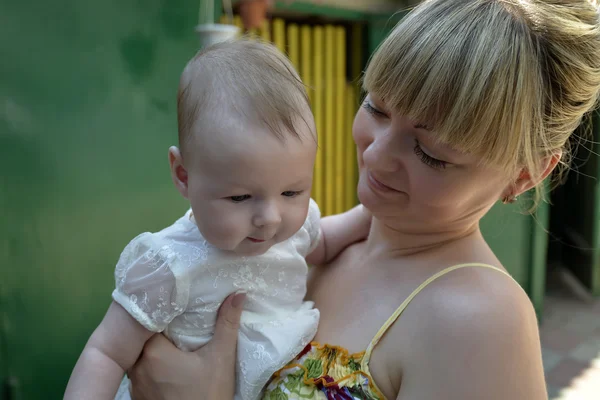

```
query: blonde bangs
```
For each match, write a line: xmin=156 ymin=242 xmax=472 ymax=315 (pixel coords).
xmin=364 ymin=0 xmax=545 ymax=174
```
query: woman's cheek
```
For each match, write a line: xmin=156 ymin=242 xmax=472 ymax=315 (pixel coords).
xmin=352 ymin=110 xmax=372 ymax=150
xmin=409 ymin=168 xmax=457 ymax=207
xmin=352 ymin=122 xmax=372 ymax=168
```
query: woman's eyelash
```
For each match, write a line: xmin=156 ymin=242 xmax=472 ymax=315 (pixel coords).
xmin=361 ymin=102 xmax=444 ymax=169
xmin=414 ymin=140 xmax=447 ymax=170
xmin=362 ymin=101 xmax=386 ymax=117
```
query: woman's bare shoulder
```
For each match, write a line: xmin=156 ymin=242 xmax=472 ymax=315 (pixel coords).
xmin=387 ymin=265 xmax=546 ymax=399
xmin=415 ymin=263 xmax=537 ymax=339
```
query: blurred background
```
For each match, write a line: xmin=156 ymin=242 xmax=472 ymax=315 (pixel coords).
xmin=0 ymin=0 xmax=599 ymax=398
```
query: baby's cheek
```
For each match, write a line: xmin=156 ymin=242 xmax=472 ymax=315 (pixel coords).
xmin=286 ymin=206 xmax=309 ymax=236
xmin=215 ymin=211 xmax=248 ymax=240
xmin=192 ymin=207 xmax=235 ymax=246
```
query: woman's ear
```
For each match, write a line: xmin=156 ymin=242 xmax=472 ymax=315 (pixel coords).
xmin=169 ymin=146 xmax=189 ymax=199
xmin=501 ymin=151 xmax=562 ymax=200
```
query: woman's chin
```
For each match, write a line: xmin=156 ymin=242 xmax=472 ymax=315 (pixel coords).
xmin=357 ymin=180 xmax=381 ymax=211
xmin=357 ymin=177 xmax=407 ymax=213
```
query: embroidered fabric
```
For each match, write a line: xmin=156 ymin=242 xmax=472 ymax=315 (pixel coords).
xmin=112 ymin=199 xmax=322 ymax=400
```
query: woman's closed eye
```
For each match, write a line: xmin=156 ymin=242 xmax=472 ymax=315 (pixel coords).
xmin=414 ymin=139 xmax=448 ymax=170
xmin=362 ymin=99 xmax=448 ymax=169
xmin=362 ymin=100 xmax=388 ymax=118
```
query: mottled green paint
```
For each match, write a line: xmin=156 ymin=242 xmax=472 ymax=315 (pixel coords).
xmin=530 ymin=192 xmax=550 ymax=317
xmin=273 ymin=1 xmax=374 ymax=21
xmin=481 ymin=202 xmax=549 ymax=318
xmin=547 ymin=111 xmax=600 ymax=296
xmin=0 ymin=0 xmax=194 ymax=397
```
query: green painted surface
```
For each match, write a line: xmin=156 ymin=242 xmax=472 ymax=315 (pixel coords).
xmin=274 ymin=1 xmax=373 ymax=21
xmin=548 ymin=112 xmax=600 ymax=296
xmin=530 ymin=195 xmax=550 ymax=316
xmin=0 ymin=0 xmax=194 ymax=397
xmin=480 ymin=201 xmax=548 ymax=317
xmin=367 ymin=12 xmax=406 ymax=55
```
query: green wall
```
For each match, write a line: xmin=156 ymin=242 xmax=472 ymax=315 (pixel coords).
xmin=0 ymin=1 xmax=548 ymax=398
xmin=0 ymin=0 xmax=194 ymax=397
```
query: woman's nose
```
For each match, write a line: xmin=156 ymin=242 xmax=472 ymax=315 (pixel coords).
xmin=362 ymin=132 xmax=399 ymax=172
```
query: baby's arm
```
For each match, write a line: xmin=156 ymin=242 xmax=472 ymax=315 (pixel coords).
xmin=306 ymin=204 xmax=371 ymax=266
xmin=64 ymin=301 xmax=154 ymax=399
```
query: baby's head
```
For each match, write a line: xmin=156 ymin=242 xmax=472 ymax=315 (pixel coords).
xmin=170 ymin=38 xmax=317 ymax=256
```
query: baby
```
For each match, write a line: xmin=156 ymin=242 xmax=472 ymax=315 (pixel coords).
xmin=65 ymin=38 xmax=371 ymax=400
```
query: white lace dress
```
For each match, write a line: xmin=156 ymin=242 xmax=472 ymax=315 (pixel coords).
xmin=113 ymin=199 xmax=321 ymax=400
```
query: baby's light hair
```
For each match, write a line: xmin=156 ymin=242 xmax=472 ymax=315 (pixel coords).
xmin=364 ymin=0 xmax=600 ymax=204
xmin=177 ymin=38 xmax=314 ymax=154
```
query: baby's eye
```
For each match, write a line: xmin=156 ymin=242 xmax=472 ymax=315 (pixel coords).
xmin=282 ymin=191 xmax=302 ymax=198
xmin=229 ymin=195 xmax=251 ymax=203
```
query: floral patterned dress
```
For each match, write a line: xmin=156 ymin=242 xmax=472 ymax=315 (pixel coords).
xmin=263 ymin=342 xmax=384 ymax=400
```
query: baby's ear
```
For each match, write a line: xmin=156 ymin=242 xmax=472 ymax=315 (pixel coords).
xmin=169 ymin=146 xmax=188 ymax=199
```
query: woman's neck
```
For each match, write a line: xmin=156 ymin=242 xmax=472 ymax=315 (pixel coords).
xmin=365 ymin=216 xmax=481 ymax=258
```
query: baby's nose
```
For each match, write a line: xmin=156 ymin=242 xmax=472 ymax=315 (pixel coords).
xmin=252 ymin=203 xmax=281 ymax=227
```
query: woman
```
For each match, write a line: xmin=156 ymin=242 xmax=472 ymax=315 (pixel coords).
xmin=127 ymin=0 xmax=600 ymax=399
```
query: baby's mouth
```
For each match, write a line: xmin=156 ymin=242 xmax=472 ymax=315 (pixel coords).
xmin=247 ymin=237 xmax=266 ymax=243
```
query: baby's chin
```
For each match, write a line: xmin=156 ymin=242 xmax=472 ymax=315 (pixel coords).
xmin=199 ymin=236 xmax=271 ymax=257
xmin=231 ymin=234 xmax=293 ymax=257
xmin=232 ymin=238 xmax=280 ymax=257
xmin=201 ymin=230 xmax=294 ymax=257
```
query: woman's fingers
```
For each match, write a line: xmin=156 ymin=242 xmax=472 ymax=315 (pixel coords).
xmin=138 ymin=334 xmax=178 ymax=372
xmin=128 ymin=335 xmax=184 ymax=400
xmin=193 ymin=292 xmax=246 ymax=400
xmin=207 ymin=291 xmax=246 ymax=352
xmin=128 ymin=293 xmax=246 ymax=400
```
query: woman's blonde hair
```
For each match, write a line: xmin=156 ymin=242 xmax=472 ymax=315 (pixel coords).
xmin=364 ymin=0 xmax=600 ymax=203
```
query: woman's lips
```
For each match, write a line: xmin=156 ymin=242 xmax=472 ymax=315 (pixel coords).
xmin=367 ymin=172 xmax=400 ymax=193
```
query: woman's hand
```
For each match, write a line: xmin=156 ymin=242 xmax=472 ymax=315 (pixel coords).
xmin=128 ymin=292 xmax=246 ymax=400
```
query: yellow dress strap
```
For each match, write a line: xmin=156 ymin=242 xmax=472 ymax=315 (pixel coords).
xmin=361 ymin=263 xmax=513 ymax=383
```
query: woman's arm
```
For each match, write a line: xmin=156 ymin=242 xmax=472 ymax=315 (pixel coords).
xmin=396 ymin=273 xmax=546 ymax=400
xmin=128 ymin=292 xmax=246 ymax=400
xmin=306 ymin=204 xmax=371 ymax=266
xmin=64 ymin=302 xmax=154 ymax=399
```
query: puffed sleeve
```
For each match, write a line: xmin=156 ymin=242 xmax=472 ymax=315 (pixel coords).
xmin=112 ymin=233 xmax=189 ymax=332
xmin=305 ymin=198 xmax=323 ymax=255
